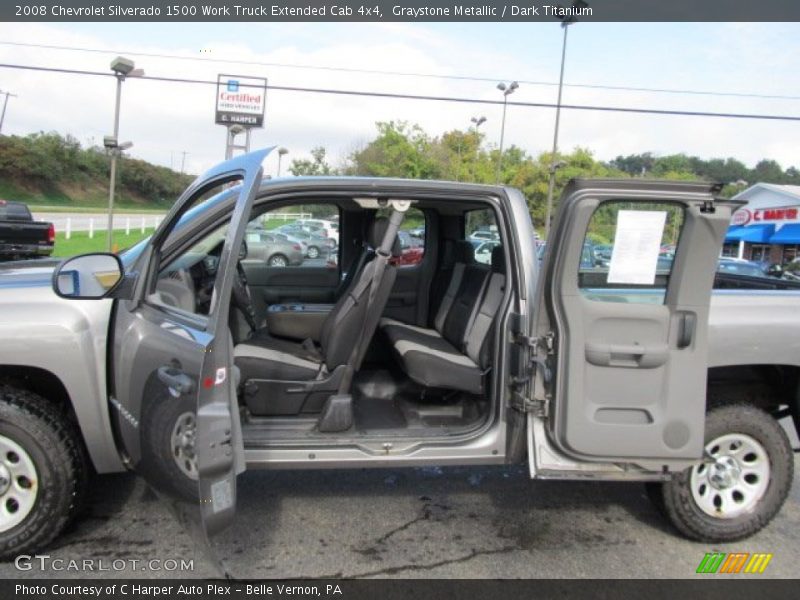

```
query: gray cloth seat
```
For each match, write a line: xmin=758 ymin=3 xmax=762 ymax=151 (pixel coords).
xmin=234 ymin=216 xmax=402 ymax=416
xmin=380 ymin=245 xmax=506 ymax=394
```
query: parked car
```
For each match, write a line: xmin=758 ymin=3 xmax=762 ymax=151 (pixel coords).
xmin=474 ymin=240 xmax=501 ymax=265
xmin=276 ymin=224 xmax=333 ymax=259
xmin=245 ymin=227 xmax=305 ymax=267
xmin=409 ymin=225 xmax=425 ymax=238
xmin=393 ymin=230 xmax=424 ymax=266
xmin=468 ymin=228 xmax=499 ymax=243
xmin=0 ymin=199 xmax=55 ymax=261
xmin=716 ymin=257 xmax=771 ymax=279
xmin=295 ymin=218 xmax=339 ymax=245
xmin=1 ymin=152 xmax=797 ymax=565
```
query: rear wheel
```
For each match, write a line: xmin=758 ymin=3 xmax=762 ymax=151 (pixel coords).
xmin=268 ymin=254 xmax=288 ymax=267
xmin=0 ymin=385 xmax=87 ymax=559
xmin=307 ymin=246 xmax=320 ymax=259
xmin=658 ymin=404 xmax=793 ymax=542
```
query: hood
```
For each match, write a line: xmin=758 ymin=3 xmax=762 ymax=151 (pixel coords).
xmin=0 ymin=258 xmax=61 ymax=289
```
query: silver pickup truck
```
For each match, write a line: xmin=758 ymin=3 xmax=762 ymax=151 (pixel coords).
xmin=0 ymin=148 xmax=797 ymax=564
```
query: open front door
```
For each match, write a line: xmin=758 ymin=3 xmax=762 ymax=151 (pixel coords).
xmin=108 ymin=149 xmax=269 ymax=558
xmin=532 ymin=180 xmax=740 ymax=465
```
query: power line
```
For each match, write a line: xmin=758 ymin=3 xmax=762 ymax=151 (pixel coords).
xmin=2 ymin=39 xmax=799 ymax=102
xmin=1 ymin=61 xmax=800 ymax=123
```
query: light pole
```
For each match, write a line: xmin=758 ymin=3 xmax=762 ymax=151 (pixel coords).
xmin=0 ymin=90 xmax=17 ymax=135
xmin=544 ymin=1 xmax=587 ymax=239
xmin=106 ymin=56 xmax=143 ymax=252
xmin=277 ymin=147 xmax=289 ymax=177
xmin=495 ymin=81 xmax=518 ymax=184
xmin=470 ymin=116 xmax=486 ymax=182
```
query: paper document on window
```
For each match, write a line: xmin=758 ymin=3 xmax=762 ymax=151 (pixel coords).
xmin=607 ymin=210 xmax=667 ymax=284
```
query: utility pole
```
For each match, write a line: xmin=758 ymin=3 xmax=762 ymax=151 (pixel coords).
xmin=544 ymin=1 xmax=588 ymax=239
xmin=0 ymin=90 xmax=17 ymax=134
xmin=180 ymin=151 xmax=188 ymax=174
xmin=495 ymin=81 xmax=519 ymax=184
xmin=470 ymin=116 xmax=486 ymax=182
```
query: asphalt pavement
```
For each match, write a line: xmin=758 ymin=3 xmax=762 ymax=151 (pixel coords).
xmin=1 ymin=455 xmax=798 ymax=579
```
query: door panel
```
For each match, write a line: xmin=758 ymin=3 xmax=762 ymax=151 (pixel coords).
xmin=533 ymin=181 xmax=740 ymax=463
xmin=383 ymin=265 xmax=422 ymax=322
xmin=242 ymin=264 xmax=340 ymax=309
xmin=110 ymin=149 xmax=268 ymax=560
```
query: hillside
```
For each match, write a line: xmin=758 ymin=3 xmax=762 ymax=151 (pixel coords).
xmin=0 ymin=132 xmax=193 ymax=208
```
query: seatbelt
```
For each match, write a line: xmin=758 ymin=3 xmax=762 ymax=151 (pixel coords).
xmin=338 ymin=209 xmax=405 ymax=393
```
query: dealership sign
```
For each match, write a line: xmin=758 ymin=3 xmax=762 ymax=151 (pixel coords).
xmin=215 ymin=75 xmax=267 ymax=127
xmin=731 ymin=206 xmax=800 ymax=226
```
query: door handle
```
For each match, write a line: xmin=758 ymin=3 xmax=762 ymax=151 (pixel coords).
xmin=585 ymin=342 xmax=668 ymax=369
xmin=677 ymin=312 xmax=696 ymax=349
xmin=157 ymin=366 xmax=195 ymax=396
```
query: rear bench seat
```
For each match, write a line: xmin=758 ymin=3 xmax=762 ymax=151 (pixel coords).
xmin=380 ymin=244 xmax=506 ymax=394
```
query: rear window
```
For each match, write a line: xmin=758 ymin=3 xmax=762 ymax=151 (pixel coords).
xmin=0 ymin=201 xmax=32 ymax=221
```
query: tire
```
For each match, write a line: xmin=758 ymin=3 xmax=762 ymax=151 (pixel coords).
xmin=0 ymin=384 xmax=88 ymax=559
xmin=307 ymin=246 xmax=320 ymax=259
xmin=140 ymin=392 xmax=198 ymax=503
xmin=660 ymin=404 xmax=793 ymax=542
xmin=268 ymin=254 xmax=288 ymax=267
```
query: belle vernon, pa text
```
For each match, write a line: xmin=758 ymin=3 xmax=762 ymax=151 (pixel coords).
xmin=16 ymin=584 xmax=343 ymax=597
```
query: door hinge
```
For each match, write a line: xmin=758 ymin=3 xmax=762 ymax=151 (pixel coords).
xmin=515 ymin=331 xmax=554 ymax=354
xmin=510 ymin=331 xmax=554 ymax=418
xmin=510 ymin=392 xmax=550 ymax=417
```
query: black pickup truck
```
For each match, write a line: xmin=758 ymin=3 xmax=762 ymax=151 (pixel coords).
xmin=0 ymin=199 xmax=54 ymax=260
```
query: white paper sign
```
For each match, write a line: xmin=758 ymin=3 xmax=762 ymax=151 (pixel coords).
xmin=607 ymin=210 xmax=668 ymax=285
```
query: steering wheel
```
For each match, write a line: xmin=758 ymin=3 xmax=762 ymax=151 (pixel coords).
xmin=231 ymin=241 xmax=258 ymax=332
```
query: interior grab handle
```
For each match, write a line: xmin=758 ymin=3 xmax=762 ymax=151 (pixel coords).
xmin=677 ymin=312 xmax=696 ymax=349
xmin=585 ymin=341 xmax=668 ymax=369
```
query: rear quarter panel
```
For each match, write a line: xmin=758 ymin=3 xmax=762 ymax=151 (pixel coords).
xmin=708 ymin=290 xmax=800 ymax=368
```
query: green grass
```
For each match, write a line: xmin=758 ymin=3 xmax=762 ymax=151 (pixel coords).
xmin=53 ymin=229 xmax=155 ymax=257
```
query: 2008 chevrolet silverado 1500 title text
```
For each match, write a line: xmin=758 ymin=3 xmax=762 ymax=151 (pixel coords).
xmin=0 ymin=149 xmax=798 ymax=565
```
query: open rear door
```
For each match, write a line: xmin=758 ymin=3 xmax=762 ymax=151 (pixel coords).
xmin=107 ymin=149 xmax=270 ymax=566
xmin=532 ymin=180 xmax=740 ymax=466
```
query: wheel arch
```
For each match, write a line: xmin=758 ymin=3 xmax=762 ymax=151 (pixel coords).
xmin=0 ymin=365 xmax=124 ymax=474
xmin=707 ymin=363 xmax=800 ymax=439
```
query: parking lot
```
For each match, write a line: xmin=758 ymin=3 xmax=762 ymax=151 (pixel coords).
xmin=2 ymin=454 xmax=798 ymax=579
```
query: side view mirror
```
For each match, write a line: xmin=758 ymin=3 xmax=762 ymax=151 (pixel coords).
xmin=52 ymin=253 xmax=124 ymax=299
xmin=766 ymin=264 xmax=783 ymax=277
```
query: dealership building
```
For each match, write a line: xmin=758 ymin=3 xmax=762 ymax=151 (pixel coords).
xmin=723 ymin=183 xmax=800 ymax=264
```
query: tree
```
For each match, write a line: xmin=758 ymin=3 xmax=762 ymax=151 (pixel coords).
xmin=345 ymin=121 xmax=441 ymax=179
xmin=288 ymin=146 xmax=336 ymax=176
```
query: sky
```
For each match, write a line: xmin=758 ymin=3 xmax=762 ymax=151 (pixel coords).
xmin=0 ymin=21 xmax=798 ymax=177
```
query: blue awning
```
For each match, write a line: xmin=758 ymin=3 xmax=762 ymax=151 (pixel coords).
xmin=724 ymin=224 xmax=775 ymax=243
xmin=724 ymin=226 xmax=746 ymax=242
xmin=770 ymin=224 xmax=800 ymax=244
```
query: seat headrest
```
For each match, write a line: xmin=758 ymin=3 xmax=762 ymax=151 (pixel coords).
xmin=368 ymin=217 xmax=401 ymax=257
xmin=455 ymin=240 xmax=475 ymax=264
xmin=491 ymin=245 xmax=505 ymax=273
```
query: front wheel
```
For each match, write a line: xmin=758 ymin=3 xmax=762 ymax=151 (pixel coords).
xmin=306 ymin=246 xmax=320 ymax=259
xmin=0 ymin=385 xmax=88 ymax=559
xmin=657 ymin=404 xmax=793 ymax=542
